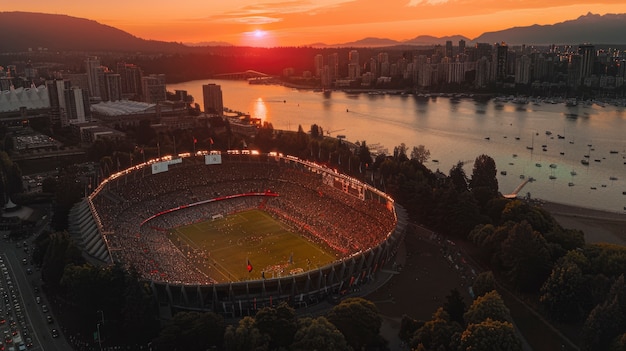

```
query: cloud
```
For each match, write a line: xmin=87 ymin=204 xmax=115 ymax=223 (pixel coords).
xmin=232 ymin=16 xmax=283 ymax=25
xmin=407 ymin=0 xmax=449 ymax=6
xmin=201 ymin=0 xmax=354 ymax=24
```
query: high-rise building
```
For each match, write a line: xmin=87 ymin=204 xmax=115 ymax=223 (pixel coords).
xmin=141 ymin=74 xmax=166 ymax=103
xmin=64 ymin=87 xmax=90 ymax=125
xmin=202 ymin=83 xmax=223 ymax=114
xmin=100 ymin=72 xmax=122 ymax=102
xmin=314 ymin=54 xmax=324 ymax=78
xmin=85 ymin=56 xmax=101 ymax=99
xmin=475 ymin=43 xmax=492 ymax=61
xmin=458 ymin=40 xmax=466 ymax=56
xmin=495 ymin=42 xmax=508 ymax=83
xmin=515 ymin=55 xmax=532 ymax=84
xmin=116 ymin=62 xmax=143 ymax=99
xmin=348 ymin=50 xmax=360 ymax=80
xmin=578 ymin=44 xmax=595 ymax=81
xmin=327 ymin=53 xmax=339 ymax=81
xmin=445 ymin=41 xmax=453 ymax=59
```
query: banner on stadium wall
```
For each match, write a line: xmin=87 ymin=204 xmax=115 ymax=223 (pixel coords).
xmin=205 ymin=154 xmax=222 ymax=165
xmin=151 ymin=161 xmax=169 ymax=174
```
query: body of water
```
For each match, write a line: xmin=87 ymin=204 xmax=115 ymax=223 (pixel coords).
xmin=168 ymin=80 xmax=626 ymax=214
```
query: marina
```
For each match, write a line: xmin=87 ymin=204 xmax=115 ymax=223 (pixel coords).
xmin=168 ymin=79 xmax=626 ymax=213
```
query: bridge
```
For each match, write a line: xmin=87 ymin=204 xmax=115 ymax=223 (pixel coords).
xmin=504 ymin=178 xmax=531 ymax=199
xmin=213 ymin=70 xmax=272 ymax=80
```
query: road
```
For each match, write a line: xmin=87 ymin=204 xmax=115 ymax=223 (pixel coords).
xmin=1 ymin=216 xmax=73 ymax=351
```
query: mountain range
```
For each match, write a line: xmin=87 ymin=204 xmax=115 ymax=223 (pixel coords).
xmin=1 ymin=11 xmax=626 ymax=53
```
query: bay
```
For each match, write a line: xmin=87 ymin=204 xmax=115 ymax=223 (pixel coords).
xmin=168 ymin=79 xmax=626 ymax=214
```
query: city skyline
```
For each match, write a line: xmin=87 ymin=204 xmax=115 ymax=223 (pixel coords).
xmin=4 ymin=1 xmax=626 ymax=47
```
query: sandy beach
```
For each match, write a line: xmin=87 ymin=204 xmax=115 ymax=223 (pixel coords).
xmin=540 ymin=201 xmax=626 ymax=246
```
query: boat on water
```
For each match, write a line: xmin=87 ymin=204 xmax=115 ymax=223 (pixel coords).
xmin=571 ymin=171 xmax=577 ymax=176
xmin=581 ymin=159 xmax=590 ymax=166
xmin=569 ymin=182 xmax=575 ymax=187
xmin=520 ymin=175 xmax=525 ymax=179
xmin=536 ymin=163 xmax=542 ymax=167
xmin=550 ymin=164 xmax=557 ymax=168
xmin=610 ymin=176 xmax=618 ymax=181
xmin=500 ymin=171 xmax=507 ymax=175
xmin=610 ymin=150 xmax=619 ymax=154
xmin=549 ymin=175 xmax=557 ymax=180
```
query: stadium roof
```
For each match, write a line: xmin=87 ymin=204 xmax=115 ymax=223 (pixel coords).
xmin=91 ymin=100 xmax=156 ymax=116
xmin=0 ymin=85 xmax=50 ymax=113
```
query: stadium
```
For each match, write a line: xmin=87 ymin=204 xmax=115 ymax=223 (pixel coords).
xmin=68 ymin=151 xmax=407 ymax=318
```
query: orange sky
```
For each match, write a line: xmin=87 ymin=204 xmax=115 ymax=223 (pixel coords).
xmin=5 ymin=1 xmax=626 ymax=47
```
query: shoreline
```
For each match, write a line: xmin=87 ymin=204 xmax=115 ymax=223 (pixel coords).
xmin=539 ymin=200 xmax=626 ymax=246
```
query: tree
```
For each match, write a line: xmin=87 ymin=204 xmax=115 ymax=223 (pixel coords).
xmin=472 ymin=271 xmax=496 ymax=299
xmin=469 ymin=154 xmax=499 ymax=204
xmin=223 ymin=316 xmax=269 ymax=351
xmin=254 ymin=302 xmax=297 ymax=349
xmin=449 ymin=161 xmax=468 ymax=193
xmin=463 ymin=290 xmax=512 ymax=325
xmin=326 ymin=297 xmax=383 ymax=350
xmin=393 ymin=143 xmax=409 ymax=162
xmin=152 ymin=311 xmax=225 ymax=351
xmin=410 ymin=145 xmax=431 ymax=163
xmin=410 ymin=307 xmax=462 ymax=350
xmin=460 ymin=318 xmax=522 ymax=351
xmin=291 ymin=317 xmax=351 ymax=351
xmin=582 ymin=297 xmax=623 ymax=351
xmin=499 ymin=221 xmax=552 ymax=292
xmin=399 ymin=315 xmax=424 ymax=343
xmin=444 ymin=288 xmax=467 ymax=326
xmin=539 ymin=257 xmax=587 ymax=322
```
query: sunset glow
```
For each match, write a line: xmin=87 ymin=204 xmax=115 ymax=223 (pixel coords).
xmin=4 ymin=1 xmax=626 ymax=46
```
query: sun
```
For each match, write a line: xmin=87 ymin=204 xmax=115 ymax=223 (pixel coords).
xmin=253 ymin=29 xmax=266 ymax=38
xmin=241 ymin=29 xmax=275 ymax=47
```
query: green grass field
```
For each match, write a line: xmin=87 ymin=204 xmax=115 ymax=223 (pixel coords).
xmin=169 ymin=209 xmax=338 ymax=283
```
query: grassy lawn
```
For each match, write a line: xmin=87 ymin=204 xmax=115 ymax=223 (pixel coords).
xmin=170 ymin=209 xmax=337 ymax=283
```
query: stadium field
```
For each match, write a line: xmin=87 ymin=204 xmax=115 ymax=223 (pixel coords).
xmin=170 ymin=209 xmax=338 ymax=283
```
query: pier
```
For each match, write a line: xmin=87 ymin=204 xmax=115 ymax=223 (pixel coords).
xmin=504 ymin=179 xmax=531 ymax=199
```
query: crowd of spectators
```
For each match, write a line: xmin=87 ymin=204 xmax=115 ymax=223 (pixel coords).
xmin=89 ymin=156 xmax=396 ymax=285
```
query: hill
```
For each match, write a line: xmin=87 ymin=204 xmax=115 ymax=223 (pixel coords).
xmin=0 ymin=11 xmax=188 ymax=53
xmin=474 ymin=12 xmax=626 ymax=45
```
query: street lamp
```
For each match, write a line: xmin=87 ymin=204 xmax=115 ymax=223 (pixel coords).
xmin=97 ymin=310 xmax=104 ymax=324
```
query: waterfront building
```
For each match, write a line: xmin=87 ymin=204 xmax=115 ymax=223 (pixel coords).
xmin=202 ymin=83 xmax=224 ymax=114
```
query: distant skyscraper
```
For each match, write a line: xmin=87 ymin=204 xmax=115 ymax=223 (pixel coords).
xmin=202 ymin=83 xmax=223 ymax=114
xmin=578 ymin=44 xmax=595 ymax=81
xmin=85 ymin=56 xmax=101 ymax=99
xmin=515 ymin=55 xmax=532 ymax=84
xmin=100 ymin=72 xmax=122 ymax=102
xmin=475 ymin=43 xmax=492 ymax=61
xmin=327 ymin=53 xmax=339 ymax=81
xmin=495 ymin=42 xmax=508 ymax=83
xmin=314 ymin=54 xmax=324 ymax=77
xmin=116 ymin=62 xmax=143 ymax=99
xmin=64 ymin=87 xmax=90 ymax=124
xmin=348 ymin=50 xmax=360 ymax=79
xmin=141 ymin=74 xmax=166 ymax=103
xmin=458 ymin=40 xmax=466 ymax=56
xmin=445 ymin=41 xmax=453 ymax=58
